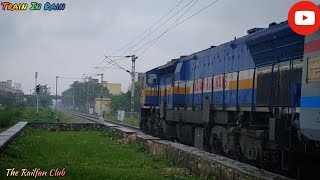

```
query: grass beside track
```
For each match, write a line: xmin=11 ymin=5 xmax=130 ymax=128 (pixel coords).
xmin=0 ymin=128 xmax=6 ymax=133
xmin=0 ymin=128 xmax=199 ymax=179
xmin=107 ymin=114 xmax=140 ymax=128
xmin=0 ymin=107 xmax=71 ymax=130
xmin=20 ymin=107 xmax=70 ymax=123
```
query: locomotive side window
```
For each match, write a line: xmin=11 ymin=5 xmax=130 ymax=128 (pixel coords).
xmin=307 ymin=57 xmax=320 ymax=83
xmin=148 ymin=74 xmax=157 ymax=84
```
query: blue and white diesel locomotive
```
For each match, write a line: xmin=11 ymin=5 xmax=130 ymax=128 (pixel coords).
xmin=140 ymin=21 xmax=320 ymax=176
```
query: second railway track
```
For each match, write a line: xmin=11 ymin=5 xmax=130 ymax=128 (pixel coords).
xmin=65 ymin=111 xmax=140 ymax=131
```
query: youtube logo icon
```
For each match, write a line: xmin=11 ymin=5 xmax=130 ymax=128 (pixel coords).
xmin=288 ymin=1 xmax=320 ymax=35
xmin=295 ymin=11 xmax=315 ymax=25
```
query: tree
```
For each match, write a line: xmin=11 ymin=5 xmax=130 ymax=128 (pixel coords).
xmin=25 ymin=85 xmax=52 ymax=107
xmin=62 ymin=81 xmax=109 ymax=111
xmin=109 ymin=94 xmax=130 ymax=111
xmin=110 ymin=82 xmax=141 ymax=112
xmin=39 ymin=85 xmax=53 ymax=107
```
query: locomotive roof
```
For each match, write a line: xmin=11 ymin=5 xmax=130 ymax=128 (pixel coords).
xmin=145 ymin=20 xmax=296 ymax=74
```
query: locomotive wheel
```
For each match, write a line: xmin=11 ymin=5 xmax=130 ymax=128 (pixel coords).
xmin=140 ymin=116 xmax=149 ymax=133
xmin=154 ymin=118 xmax=165 ymax=139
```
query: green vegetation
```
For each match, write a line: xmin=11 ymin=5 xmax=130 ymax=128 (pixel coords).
xmin=62 ymin=81 xmax=109 ymax=112
xmin=25 ymin=84 xmax=53 ymax=107
xmin=0 ymin=84 xmax=64 ymax=129
xmin=110 ymin=82 xmax=141 ymax=113
xmin=0 ymin=106 xmax=70 ymax=129
xmin=0 ymin=104 xmax=24 ymax=128
xmin=0 ymin=128 xmax=199 ymax=179
xmin=107 ymin=114 xmax=140 ymax=128
xmin=20 ymin=107 xmax=55 ymax=122
xmin=0 ymin=128 xmax=6 ymax=133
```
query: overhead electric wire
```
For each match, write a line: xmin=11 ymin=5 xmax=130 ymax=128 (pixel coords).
xmin=90 ymin=0 xmax=220 ymax=76
xmin=133 ymin=0 xmax=201 ymax=56
xmin=58 ymin=77 xmax=83 ymax=80
xmin=119 ymin=0 xmax=197 ymax=57
xmin=90 ymin=0 xmax=186 ymax=73
xmin=136 ymin=0 xmax=220 ymax=57
xmin=110 ymin=0 xmax=185 ymax=55
xmin=104 ymin=56 xmax=131 ymax=73
xmin=103 ymin=0 xmax=199 ymax=70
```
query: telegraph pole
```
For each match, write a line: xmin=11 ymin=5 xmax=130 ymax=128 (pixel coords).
xmin=100 ymin=73 xmax=104 ymax=117
xmin=72 ymin=85 xmax=75 ymax=109
xmin=34 ymin=72 xmax=39 ymax=115
xmin=86 ymin=77 xmax=91 ymax=113
xmin=56 ymin=76 xmax=59 ymax=112
xmin=130 ymin=55 xmax=138 ymax=116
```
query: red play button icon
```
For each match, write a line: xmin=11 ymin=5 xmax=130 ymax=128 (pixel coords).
xmin=288 ymin=1 xmax=320 ymax=35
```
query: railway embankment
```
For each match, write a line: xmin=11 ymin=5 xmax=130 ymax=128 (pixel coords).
xmin=0 ymin=120 xmax=292 ymax=180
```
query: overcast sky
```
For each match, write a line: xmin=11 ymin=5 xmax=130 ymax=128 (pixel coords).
xmin=0 ymin=0 xmax=314 ymax=95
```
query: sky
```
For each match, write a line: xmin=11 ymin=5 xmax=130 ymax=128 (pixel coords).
xmin=0 ymin=0 xmax=314 ymax=95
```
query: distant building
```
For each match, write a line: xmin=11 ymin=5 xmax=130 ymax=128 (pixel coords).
xmin=0 ymin=81 xmax=13 ymax=92
xmin=14 ymin=83 xmax=21 ymax=91
xmin=0 ymin=80 xmax=24 ymax=104
xmin=89 ymin=79 xmax=99 ymax=84
xmin=6 ymin=80 xmax=12 ymax=86
xmin=102 ymin=82 xmax=121 ymax=95
xmin=94 ymin=98 xmax=112 ymax=115
xmin=0 ymin=80 xmax=22 ymax=93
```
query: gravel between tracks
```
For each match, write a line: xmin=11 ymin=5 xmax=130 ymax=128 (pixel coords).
xmin=63 ymin=112 xmax=96 ymax=124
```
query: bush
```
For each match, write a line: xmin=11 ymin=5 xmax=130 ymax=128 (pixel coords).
xmin=0 ymin=104 xmax=25 ymax=128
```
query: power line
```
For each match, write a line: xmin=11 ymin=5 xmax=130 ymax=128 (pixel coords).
xmin=95 ymin=56 xmax=123 ymax=69
xmin=104 ymin=0 xmax=199 ymax=71
xmin=136 ymin=0 xmax=220 ymax=57
xmin=90 ymin=0 xmax=186 ymax=73
xmin=133 ymin=0 xmax=201 ymax=56
xmin=90 ymin=0 xmax=193 ymax=74
xmin=90 ymin=0 xmax=220 ymax=77
xmin=111 ymin=0 xmax=185 ymax=55
xmin=104 ymin=56 xmax=131 ymax=73
xmin=58 ymin=77 xmax=83 ymax=80
xmin=119 ymin=0 xmax=197 ymax=56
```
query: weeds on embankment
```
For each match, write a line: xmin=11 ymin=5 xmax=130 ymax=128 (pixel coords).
xmin=0 ymin=105 xmax=68 ymax=132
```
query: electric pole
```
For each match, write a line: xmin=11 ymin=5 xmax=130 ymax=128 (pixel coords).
xmin=87 ymin=77 xmax=90 ymax=113
xmin=100 ymin=73 xmax=104 ymax=117
xmin=130 ymin=55 xmax=138 ymax=116
xmin=72 ymin=85 xmax=75 ymax=109
xmin=56 ymin=76 xmax=59 ymax=112
xmin=99 ymin=55 xmax=138 ymax=117
xmin=35 ymin=72 xmax=39 ymax=115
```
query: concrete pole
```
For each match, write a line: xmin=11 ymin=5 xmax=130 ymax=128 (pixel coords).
xmin=56 ymin=76 xmax=58 ymax=112
xmin=100 ymin=73 xmax=103 ymax=117
xmin=131 ymin=55 xmax=138 ymax=117
xmin=72 ymin=85 xmax=75 ymax=109
xmin=35 ymin=72 xmax=38 ymax=115
xmin=87 ymin=77 xmax=91 ymax=113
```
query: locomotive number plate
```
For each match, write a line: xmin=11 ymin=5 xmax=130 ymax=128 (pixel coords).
xmin=307 ymin=57 xmax=320 ymax=83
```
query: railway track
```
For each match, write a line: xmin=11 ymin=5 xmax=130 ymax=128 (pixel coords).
xmin=64 ymin=110 xmax=294 ymax=179
xmin=65 ymin=111 xmax=140 ymax=131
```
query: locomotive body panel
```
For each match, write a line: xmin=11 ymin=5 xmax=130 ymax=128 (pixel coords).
xmin=300 ymin=29 xmax=320 ymax=141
